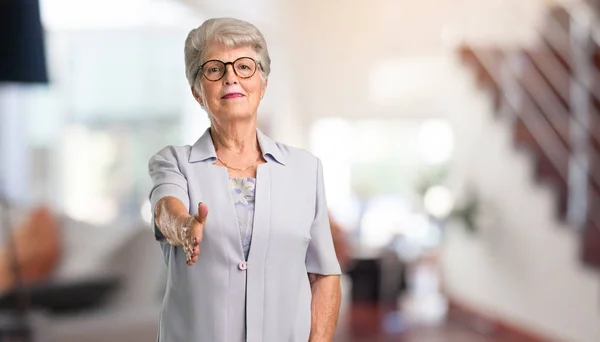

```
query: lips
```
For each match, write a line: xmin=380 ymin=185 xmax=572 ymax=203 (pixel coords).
xmin=221 ymin=93 xmax=244 ymax=99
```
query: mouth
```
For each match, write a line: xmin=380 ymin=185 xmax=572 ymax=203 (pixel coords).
xmin=221 ymin=93 xmax=245 ymax=99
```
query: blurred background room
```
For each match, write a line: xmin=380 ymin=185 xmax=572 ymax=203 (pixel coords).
xmin=0 ymin=0 xmax=599 ymax=341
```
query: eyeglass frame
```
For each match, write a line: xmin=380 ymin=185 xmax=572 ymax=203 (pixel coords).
xmin=194 ymin=56 xmax=262 ymax=83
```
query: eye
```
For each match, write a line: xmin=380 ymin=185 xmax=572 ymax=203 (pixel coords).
xmin=203 ymin=62 xmax=223 ymax=74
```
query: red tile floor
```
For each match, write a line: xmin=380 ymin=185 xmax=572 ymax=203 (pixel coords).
xmin=333 ymin=263 xmax=506 ymax=342
xmin=335 ymin=306 xmax=502 ymax=342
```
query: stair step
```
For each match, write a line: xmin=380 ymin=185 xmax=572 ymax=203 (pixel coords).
xmin=458 ymin=22 xmax=600 ymax=268
xmin=581 ymin=223 xmax=600 ymax=268
xmin=521 ymin=49 xmax=570 ymax=110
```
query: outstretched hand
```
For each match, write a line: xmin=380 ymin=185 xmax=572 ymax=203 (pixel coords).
xmin=183 ymin=202 xmax=208 ymax=266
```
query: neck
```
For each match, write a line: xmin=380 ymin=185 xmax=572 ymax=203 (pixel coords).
xmin=210 ymin=119 xmax=260 ymax=156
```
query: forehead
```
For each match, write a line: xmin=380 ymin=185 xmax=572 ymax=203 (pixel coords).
xmin=203 ymin=42 xmax=258 ymax=62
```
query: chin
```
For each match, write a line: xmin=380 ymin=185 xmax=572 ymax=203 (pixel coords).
xmin=220 ymin=109 xmax=255 ymax=121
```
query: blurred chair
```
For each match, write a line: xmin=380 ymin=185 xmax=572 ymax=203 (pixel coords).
xmin=0 ymin=204 xmax=164 ymax=342
xmin=0 ymin=206 xmax=62 ymax=294
xmin=45 ymin=222 xmax=163 ymax=342
xmin=344 ymin=235 xmax=409 ymax=337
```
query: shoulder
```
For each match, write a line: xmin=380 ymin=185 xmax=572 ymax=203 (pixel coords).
xmin=273 ymin=141 xmax=321 ymax=169
xmin=148 ymin=145 xmax=193 ymax=168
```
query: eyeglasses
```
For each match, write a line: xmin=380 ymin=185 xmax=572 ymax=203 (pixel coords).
xmin=195 ymin=57 xmax=260 ymax=82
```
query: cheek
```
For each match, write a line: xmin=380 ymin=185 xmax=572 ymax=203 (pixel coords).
xmin=247 ymin=79 xmax=264 ymax=96
xmin=200 ymin=81 xmax=217 ymax=96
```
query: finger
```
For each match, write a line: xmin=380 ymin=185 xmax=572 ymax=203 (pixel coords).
xmin=181 ymin=226 xmax=190 ymax=244
xmin=193 ymin=244 xmax=200 ymax=255
xmin=194 ymin=228 xmax=203 ymax=242
xmin=187 ymin=250 xmax=197 ymax=265
xmin=190 ymin=224 xmax=203 ymax=246
xmin=185 ymin=243 xmax=195 ymax=257
xmin=187 ymin=249 xmax=195 ymax=263
xmin=195 ymin=202 xmax=209 ymax=224
xmin=188 ymin=241 xmax=196 ymax=254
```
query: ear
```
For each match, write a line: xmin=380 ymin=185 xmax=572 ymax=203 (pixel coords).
xmin=260 ymin=79 xmax=268 ymax=99
xmin=191 ymin=85 xmax=204 ymax=106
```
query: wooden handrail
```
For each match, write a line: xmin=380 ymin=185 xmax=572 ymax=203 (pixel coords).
xmin=503 ymin=51 xmax=600 ymax=192
xmin=531 ymin=19 xmax=600 ymax=147
xmin=517 ymin=54 xmax=600 ymax=191
xmin=524 ymin=44 xmax=600 ymax=149
xmin=474 ymin=51 xmax=570 ymax=181
xmin=467 ymin=48 xmax=600 ymax=230
xmin=517 ymin=57 xmax=570 ymax=146
xmin=525 ymin=45 xmax=570 ymax=103
xmin=534 ymin=6 xmax=600 ymax=231
xmin=543 ymin=10 xmax=600 ymax=102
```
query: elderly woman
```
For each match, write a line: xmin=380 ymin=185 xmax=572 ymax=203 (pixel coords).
xmin=148 ymin=18 xmax=342 ymax=341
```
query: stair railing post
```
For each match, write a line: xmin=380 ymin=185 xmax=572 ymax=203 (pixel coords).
xmin=567 ymin=7 xmax=593 ymax=229
xmin=499 ymin=51 xmax=525 ymax=124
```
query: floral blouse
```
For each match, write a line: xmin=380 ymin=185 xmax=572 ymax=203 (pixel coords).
xmin=229 ymin=177 xmax=256 ymax=260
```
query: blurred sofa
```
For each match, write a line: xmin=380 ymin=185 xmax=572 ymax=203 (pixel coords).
xmin=47 ymin=217 xmax=165 ymax=342
xmin=2 ymin=207 xmax=165 ymax=342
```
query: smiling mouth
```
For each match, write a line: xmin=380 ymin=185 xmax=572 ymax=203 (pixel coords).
xmin=222 ymin=93 xmax=244 ymax=99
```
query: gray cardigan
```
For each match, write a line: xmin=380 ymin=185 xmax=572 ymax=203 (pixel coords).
xmin=148 ymin=128 xmax=341 ymax=341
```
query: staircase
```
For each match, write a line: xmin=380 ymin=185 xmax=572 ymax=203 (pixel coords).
xmin=457 ymin=2 xmax=600 ymax=269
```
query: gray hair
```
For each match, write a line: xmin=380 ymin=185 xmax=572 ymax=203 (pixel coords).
xmin=184 ymin=18 xmax=271 ymax=89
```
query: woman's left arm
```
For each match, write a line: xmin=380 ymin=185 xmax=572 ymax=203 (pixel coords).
xmin=305 ymin=158 xmax=343 ymax=342
xmin=308 ymin=273 xmax=341 ymax=342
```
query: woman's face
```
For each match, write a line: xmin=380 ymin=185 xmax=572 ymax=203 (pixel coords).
xmin=193 ymin=42 xmax=267 ymax=123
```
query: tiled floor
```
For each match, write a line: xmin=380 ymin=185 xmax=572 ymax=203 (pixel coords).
xmin=334 ymin=264 xmax=504 ymax=342
xmin=335 ymin=305 xmax=501 ymax=342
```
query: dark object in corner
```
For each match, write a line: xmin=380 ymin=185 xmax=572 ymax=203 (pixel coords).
xmin=0 ymin=277 xmax=119 ymax=315
xmin=0 ymin=0 xmax=48 ymax=84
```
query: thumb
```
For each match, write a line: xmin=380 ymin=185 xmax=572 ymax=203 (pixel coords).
xmin=195 ymin=202 xmax=209 ymax=224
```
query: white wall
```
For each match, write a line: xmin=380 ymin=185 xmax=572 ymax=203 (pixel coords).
xmin=441 ymin=55 xmax=600 ymax=342
xmin=183 ymin=0 xmax=571 ymax=126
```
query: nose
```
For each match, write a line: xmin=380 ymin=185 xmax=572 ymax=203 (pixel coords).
xmin=223 ymin=64 xmax=238 ymax=85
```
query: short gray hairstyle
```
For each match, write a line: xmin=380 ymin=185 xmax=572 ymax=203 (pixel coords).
xmin=184 ymin=18 xmax=271 ymax=88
